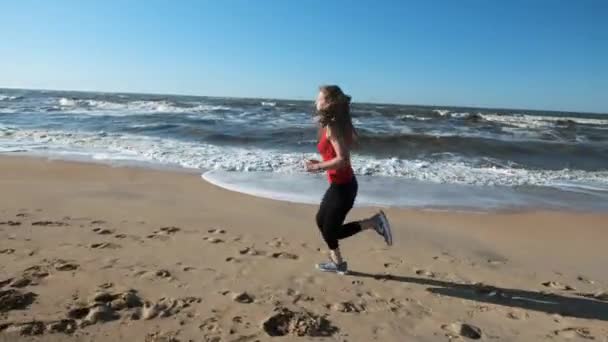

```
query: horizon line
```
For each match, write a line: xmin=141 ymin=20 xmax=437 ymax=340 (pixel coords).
xmin=1 ymin=85 xmax=605 ymax=116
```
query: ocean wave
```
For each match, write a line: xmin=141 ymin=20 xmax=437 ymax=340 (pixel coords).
xmin=432 ymin=109 xmax=451 ymax=117
xmin=0 ymin=95 xmax=21 ymax=101
xmin=450 ymin=112 xmax=471 ymax=119
xmin=56 ymin=97 xmax=232 ymax=116
xmin=2 ymin=127 xmax=607 ymax=188
xmin=481 ymin=113 xmax=608 ymax=128
xmin=261 ymin=101 xmax=276 ymax=107
xmin=397 ymin=114 xmax=432 ymax=121
xmin=0 ymin=107 xmax=18 ymax=114
xmin=426 ymin=110 xmax=608 ymax=128
xmin=427 ymin=110 xmax=486 ymax=122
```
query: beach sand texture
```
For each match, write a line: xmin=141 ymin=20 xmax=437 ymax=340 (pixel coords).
xmin=1 ymin=156 xmax=607 ymax=341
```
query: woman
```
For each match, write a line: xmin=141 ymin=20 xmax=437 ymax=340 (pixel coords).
xmin=305 ymin=85 xmax=392 ymax=275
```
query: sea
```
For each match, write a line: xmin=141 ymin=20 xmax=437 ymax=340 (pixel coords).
xmin=1 ymin=88 xmax=607 ymax=211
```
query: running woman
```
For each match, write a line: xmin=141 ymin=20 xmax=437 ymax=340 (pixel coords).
xmin=306 ymin=85 xmax=392 ymax=275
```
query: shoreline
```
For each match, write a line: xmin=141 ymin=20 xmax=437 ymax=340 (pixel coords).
xmin=1 ymin=155 xmax=607 ymax=341
xmin=4 ymin=152 xmax=607 ymax=214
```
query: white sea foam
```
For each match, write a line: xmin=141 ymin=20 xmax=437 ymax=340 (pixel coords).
xmin=0 ymin=95 xmax=19 ymax=101
xmin=398 ymin=114 xmax=432 ymax=121
xmin=0 ymin=108 xmax=17 ymax=114
xmin=202 ymin=170 xmax=608 ymax=210
xmin=432 ymin=109 xmax=451 ymax=116
xmin=450 ymin=112 xmax=471 ymax=119
xmin=261 ymin=101 xmax=276 ymax=107
xmin=56 ymin=98 xmax=232 ymax=116
xmin=481 ymin=113 xmax=608 ymax=128
xmin=1 ymin=127 xmax=607 ymax=190
xmin=428 ymin=110 xmax=608 ymax=128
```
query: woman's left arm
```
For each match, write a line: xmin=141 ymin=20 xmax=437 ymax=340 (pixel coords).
xmin=312 ymin=134 xmax=350 ymax=172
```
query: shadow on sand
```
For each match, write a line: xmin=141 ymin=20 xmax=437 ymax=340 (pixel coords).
xmin=348 ymin=271 xmax=608 ymax=321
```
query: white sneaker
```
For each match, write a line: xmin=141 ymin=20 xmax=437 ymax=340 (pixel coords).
xmin=316 ymin=261 xmax=348 ymax=275
xmin=374 ymin=210 xmax=393 ymax=246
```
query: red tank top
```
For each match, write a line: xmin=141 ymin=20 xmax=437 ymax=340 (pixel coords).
xmin=317 ymin=128 xmax=354 ymax=184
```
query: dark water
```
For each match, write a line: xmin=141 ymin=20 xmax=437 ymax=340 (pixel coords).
xmin=1 ymin=88 xmax=608 ymax=209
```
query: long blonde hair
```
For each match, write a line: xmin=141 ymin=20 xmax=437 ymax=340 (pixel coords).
xmin=316 ymin=85 xmax=358 ymax=144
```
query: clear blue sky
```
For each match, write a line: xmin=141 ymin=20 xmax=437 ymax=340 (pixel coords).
xmin=1 ymin=0 xmax=606 ymax=113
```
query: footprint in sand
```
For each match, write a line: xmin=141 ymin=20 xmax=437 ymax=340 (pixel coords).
xmin=6 ymin=260 xmax=77 ymax=289
xmin=262 ymin=307 xmax=339 ymax=337
xmin=155 ymin=270 xmax=172 ymax=278
xmin=144 ymin=331 xmax=182 ymax=342
xmin=1 ymin=321 xmax=47 ymax=336
xmin=32 ymin=221 xmax=69 ymax=227
xmin=90 ymin=220 xmax=106 ymax=225
xmin=328 ymin=301 xmax=366 ymax=313
xmin=507 ymin=310 xmax=530 ymax=320
xmin=0 ymin=279 xmax=12 ymax=288
xmin=199 ymin=316 xmax=222 ymax=341
xmin=136 ymin=270 xmax=174 ymax=281
xmin=238 ymin=247 xmax=266 ymax=256
xmin=487 ymin=259 xmax=507 ymax=266
xmin=0 ymin=289 xmax=37 ymax=312
xmin=2 ymin=286 xmax=198 ymax=337
xmin=267 ymin=238 xmax=287 ymax=248
xmin=90 ymin=242 xmax=121 ymax=249
xmin=92 ymin=228 xmax=114 ymax=235
xmin=80 ymin=304 xmax=121 ymax=326
xmin=8 ymin=277 xmax=32 ymax=288
xmin=442 ymin=322 xmax=482 ymax=340
xmin=3 ymin=319 xmax=80 ymax=336
xmin=0 ymin=248 xmax=15 ymax=255
xmin=208 ymin=228 xmax=226 ymax=234
xmin=577 ymin=275 xmax=595 ymax=285
xmin=141 ymin=296 xmax=201 ymax=320
xmin=203 ymin=237 xmax=224 ymax=244
xmin=284 ymin=289 xmax=314 ymax=305
xmin=147 ymin=226 xmax=181 ymax=239
xmin=270 ymin=252 xmax=299 ymax=260
xmin=415 ymin=268 xmax=436 ymax=278
xmin=76 ymin=289 xmax=196 ymax=326
xmin=542 ymin=281 xmax=576 ymax=291
xmin=235 ymin=247 xmax=298 ymax=260
xmin=0 ymin=221 xmax=21 ymax=226
xmin=53 ymin=260 xmax=79 ymax=272
xmin=22 ymin=265 xmax=50 ymax=281
xmin=552 ymin=327 xmax=595 ymax=340
xmin=98 ymin=282 xmax=114 ymax=289
xmin=159 ymin=226 xmax=181 ymax=234
xmin=232 ymin=292 xmax=255 ymax=304
xmin=114 ymin=234 xmax=127 ymax=239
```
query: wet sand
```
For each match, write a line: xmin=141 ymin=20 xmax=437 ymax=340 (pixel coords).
xmin=1 ymin=156 xmax=607 ymax=341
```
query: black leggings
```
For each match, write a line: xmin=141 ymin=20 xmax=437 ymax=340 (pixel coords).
xmin=315 ymin=177 xmax=362 ymax=250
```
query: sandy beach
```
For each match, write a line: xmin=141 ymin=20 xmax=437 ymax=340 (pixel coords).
xmin=1 ymin=156 xmax=607 ymax=342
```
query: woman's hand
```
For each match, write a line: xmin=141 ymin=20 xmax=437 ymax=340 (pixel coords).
xmin=305 ymin=159 xmax=322 ymax=173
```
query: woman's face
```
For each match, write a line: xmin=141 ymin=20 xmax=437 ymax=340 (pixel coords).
xmin=315 ymin=91 xmax=327 ymax=112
